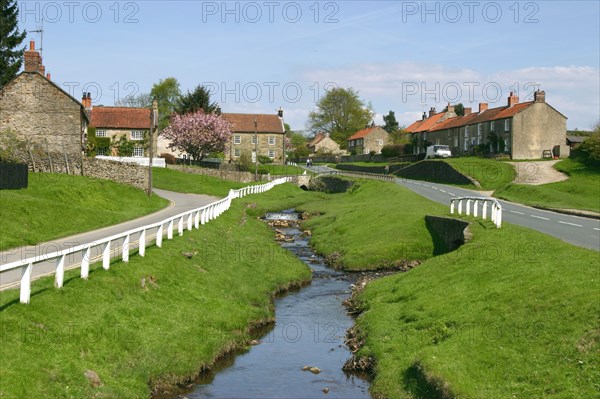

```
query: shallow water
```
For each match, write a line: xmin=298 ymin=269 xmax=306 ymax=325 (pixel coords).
xmin=181 ymin=214 xmax=370 ymax=399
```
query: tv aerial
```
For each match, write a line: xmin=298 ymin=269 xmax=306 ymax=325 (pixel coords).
xmin=30 ymin=19 xmax=44 ymax=57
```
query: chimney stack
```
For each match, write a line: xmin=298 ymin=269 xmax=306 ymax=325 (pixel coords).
xmin=277 ymin=107 xmax=284 ymax=118
xmin=464 ymin=107 xmax=472 ymax=116
xmin=82 ymin=92 xmax=92 ymax=110
xmin=508 ymin=91 xmax=519 ymax=107
xmin=534 ymin=90 xmax=546 ymax=103
xmin=46 ymin=73 xmax=51 ymax=80
xmin=446 ymin=103 xmax=455 ymax=114
xmin=428 ymin=107 xmax=436 ymax=118
xmin=24 ymin=40 xmax=42 ymax=73
xmin=422 ymin=112 xmax=427 ymax=120
xmin=479 ymin=103 xmax=488 ymax=113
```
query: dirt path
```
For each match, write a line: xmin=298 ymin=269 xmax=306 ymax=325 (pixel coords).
xmin=507 ymin=160 xmax=569 ymax=185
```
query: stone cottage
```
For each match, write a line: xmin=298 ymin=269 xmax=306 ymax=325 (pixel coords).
xmin=307 ymin=132 xmax=343 ymax=155
xmin=347 ymin=126 xmax=390 ymax=154
xmin=223 ymin=110 xmax=286 ymax=164
xmin=406 ymin=91 xmax=568 ymax=159
xmin=0 ymin=40 xmax=88 ymax=160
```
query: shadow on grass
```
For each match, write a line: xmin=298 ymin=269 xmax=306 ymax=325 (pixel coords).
xmin=402 ymin=361 xmax=453 ymax=399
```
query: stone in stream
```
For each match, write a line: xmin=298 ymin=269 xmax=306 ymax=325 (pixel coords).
xmin=302 ymin=365 xmax=311 ymax=371
xmin=309 ymin=367 xmax=321 ymax=374
xmin=322 ymin=387 xmax=329 ymax=394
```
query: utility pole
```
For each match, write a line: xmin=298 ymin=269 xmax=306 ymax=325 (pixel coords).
xmin=254 ymin=118 xmax=258 ymax=182
xmin=148 ymin=99 xmax=158 ymax=196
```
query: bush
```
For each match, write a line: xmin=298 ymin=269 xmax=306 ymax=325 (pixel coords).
xmin=574 ymin=133 xmax=600 ymax=165
xmin=238 ymin=150 xmax=252 ymax=172
xmin=160 ymin=153 xmax=176 ymax=165
xmin=381 ymin=144 xmax=406 ymax=157
xmin=258 ymin=155 xmax=273 ymax=164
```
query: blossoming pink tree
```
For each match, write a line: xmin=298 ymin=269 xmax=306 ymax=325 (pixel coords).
xmin=162 ymin=111 xmax=233 ymax=161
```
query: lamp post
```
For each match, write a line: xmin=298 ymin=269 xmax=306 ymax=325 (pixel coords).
xmin=254 ymin=118 xmax=258 ymax=181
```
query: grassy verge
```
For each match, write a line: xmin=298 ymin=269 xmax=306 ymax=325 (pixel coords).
xmin=495 ymin=159 xmax=600 ymax=213
xmin=152 ymin=167 xmax=248 ymax=197
xmin=0 ymin=173 xmax=168 ymax=250
xmin=353 ymin=220 xmax=599 ymax=398
xmin=299 ymin=179 xmax=446 ymax=270
xmin=442 ymin=157 xmax=515 ymax=190
xmin=0 ymin=184 xmax=312 ymax=398
xmin=257 ymin=164 xmax=306 ymax=175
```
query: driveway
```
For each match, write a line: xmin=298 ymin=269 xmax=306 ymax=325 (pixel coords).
xmin=508 ymin=160 xmax=568 ymax=185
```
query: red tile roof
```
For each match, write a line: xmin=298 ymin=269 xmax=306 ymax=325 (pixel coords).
xmin=308 ymin=133 xmax=325 ymax=147
xmin=348 ymin=126 xmax=385 ymax=140
xmin=405 ymin=112 xmax=447 ymax=133
xmin=222 ymin=113 xmax=284 ymax=133
xmin=90 ymin=106 xmax=151 ymax=129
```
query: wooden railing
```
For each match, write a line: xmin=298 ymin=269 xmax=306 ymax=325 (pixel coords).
xmin=0 ymin=177 xmax=292 ymax=304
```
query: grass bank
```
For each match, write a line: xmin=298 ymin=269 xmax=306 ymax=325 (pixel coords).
xmin=352 ymin=221 xmax=599 ymax=398
xmin=441 ymin=157 xmax=515 ymax=190
xmin=0 ymin=184 xmax=312 ymax=398
xmin=299 ymin=179 xmax=446 ymax=270
xmin=495 ymin=159 xmax=600 ymax=213
xmin=0 ymin=173 xmax=168 ymax=250
xmin=152 ymin=167 xmax=247 ymax=197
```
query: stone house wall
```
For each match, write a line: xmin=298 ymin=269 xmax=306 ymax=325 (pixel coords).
xmin=227 ymin=132 xmax=286 ymax=163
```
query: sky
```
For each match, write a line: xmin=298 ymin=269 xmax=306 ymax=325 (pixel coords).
xmin=16 ymin=0 xmax=600 ymax=132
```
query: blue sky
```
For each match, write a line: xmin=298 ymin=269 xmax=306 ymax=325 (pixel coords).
xmin=17 ymin=0 xmax=600 ymax=131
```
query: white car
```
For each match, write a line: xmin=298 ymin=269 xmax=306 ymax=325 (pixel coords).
xmin=426 ymin=145 xmax=452 ymax=159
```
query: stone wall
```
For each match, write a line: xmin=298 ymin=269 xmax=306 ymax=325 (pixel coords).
xmin=425 ymin=215 xmax=471 ymax=255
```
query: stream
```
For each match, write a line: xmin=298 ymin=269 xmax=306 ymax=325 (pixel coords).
xmin=180 ymin=211 xmax=371 ymax=399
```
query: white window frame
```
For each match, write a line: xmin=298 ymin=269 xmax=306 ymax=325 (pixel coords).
xmin=131 ymin=130 xmax=144 ymax=141
xmin=490 ymin=121 xmax=495 ymax=132
xmin=251 ymin=136 xmax=258 ymax=145
xmin=234 ymin=148 xmax=241 ymax=157
xmin=268 ymin=136 xmax=276 ymax=146
xmin=96 ymin=130 xmax=107 ymax=138
xmin=133 ymin=147 xmax=144 ymax=157
xmin=268 ymin=149 xmax=276 ymax=158
xmin=504 ymin=119 xmax=510 ymax=132
xmin=96 ymin=147 xmax=107 ymax=156
xmin=233 ymin=135 xmax=241 ymax=145
xmin=377 ymin=139 xmax=383 ymax=146
xmin=477 ymin=123 xmax=482 ymax=136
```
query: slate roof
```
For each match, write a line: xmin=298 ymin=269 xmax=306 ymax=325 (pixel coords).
xmin=90 ymin=107 xmax=151 ymax=129
xmin=222 ymin=113 xmax=284 ymax=133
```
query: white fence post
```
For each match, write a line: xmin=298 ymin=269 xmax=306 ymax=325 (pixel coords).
xmin=187 ymin=213 xmax=193 ymax=231
xmin=156 ymin=224 xmax=163 ymax=247
xmin=466 ymin=199 xmax=471 ymax=216
xmin=139 ymin=229 xmax=146 ymax=257
xmin=81 ymin=247 xmax=90 ymax=279
xmin=167 ymin=220 xmax=174 ymax=239
xmin=473 ymin=200 xmax=479 ymax=218
xmin=178 ymin=216 xmax=184 ymax=236
xmin=20 ymin=263 xmax=32 ymax=304
xmin=122 ymin=235 xmax=130 ymax=262
xmin=55 ymin=255 xmax=65 ymax=288
xmin=482 ymin=201 xmax=488 ymax=220
xmin=496 ymin=205 xmax=502 ymax=228
xmin=195 ymin=211 xmax=200 ymax=229
xmin=103 ymin=241 xmax=111 ymax=270
xmin=450 ymin=200 xmax=455 ymax=214
xmin=458 ymin=199 xmax=463 ymax=214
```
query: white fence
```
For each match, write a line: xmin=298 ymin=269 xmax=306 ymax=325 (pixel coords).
xmin=450 ymin=197 xmax=502 ymax=228
xmin=1 ymin=177 xmax=292 ymax=304
xmin=95 ymin=156 xmax=166 ymax=168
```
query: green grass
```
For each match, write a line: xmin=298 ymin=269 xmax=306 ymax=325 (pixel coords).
xmin=442 ymin=157 xmax=516 ymax=190
xmin=0 ymin=184 xmax=312 ymax=398
xmin=152 ymin=167 xmax=248 ymax=197
xmin=354 ymin=221 xmax=600 ymax=398
xmin=0 ymin=173 xmax=168 ymax=250
xmin=495 ymin=159 xmax=600 ymax=213
xmin=299 ymin=180 xmax=447 ymax=270
xmin=257 ymin=164 xmax=306 ymax=175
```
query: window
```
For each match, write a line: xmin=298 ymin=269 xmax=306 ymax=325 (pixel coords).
xmin=234 ymin=148 xmax=241 ymax=157
xmin=251 ymin=136 xmax=258 ymax=145
xmin=233 ymin=135 xmax=241 ymax=145
xmin=96 ymin=148 xmax=107 ymax=156
xmin=96 ymin=130 xmax=107 ymax=137
xmin=268 ymin=149 xmax=276 ymax=158
xmin=131 ymin=130 xmax=144 ymax=140
xmin=268 ymin=136 xmax=276 ymax=145
xmin=490 ymin=121 xmax=495 ymax=132
xmin=477 ymin=123 xmax=482 ymax=135
xmin=504 ymin=119 xmax=510 ymax=131
xmin=464 ymin=126 xmax=469 ymax=136
xmin=377 ymin=139 xmax=384 ymax=146
xmin=504 ymin=138 xmax=510 ymax=153
xmin=133 ymin=147 xmax=144 ymax=157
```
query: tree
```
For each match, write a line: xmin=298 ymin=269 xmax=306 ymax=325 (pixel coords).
xmin=443 ymin=103 xmax=465 ymax=116
xmin=161 ymin=110 xmax=233 ymax=161
xmin=176 ymin=85 xmax=218 ymax=115
xmin=150 ymin=77 xmax=181 ymax=129
xmin=285 ymin=124 xmax=310 ymax=158
xmin=115 ymin=92 xmax=152 ymax=107
xmin=0 ymin=0 xmax=26 ymax=88
xmin=307 ymin=87 xmax=374 ymax=147
xmin=383 ymin=111 xmax=399 ymax=134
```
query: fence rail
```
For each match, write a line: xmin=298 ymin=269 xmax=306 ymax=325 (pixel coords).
xmin=450 ymin=196 xmax=502 ymax=228
xmin=319 ymin=169 xmax=395 ymax=182
xmin=0 ymin=177 xmax=292 ymax=304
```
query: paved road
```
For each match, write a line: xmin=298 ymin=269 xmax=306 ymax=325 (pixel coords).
xmin=0 ymin=189 xmax=219 ymax=290
xmin=309 ymin=166 xmax=600 ymax=251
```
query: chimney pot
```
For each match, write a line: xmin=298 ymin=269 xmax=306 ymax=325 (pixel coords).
xmin=464 ymin=107 xmax=472 ymax=116
xmin=508 ymin=92 xmax=519 ymax=107
xmin=29 ymin=40 xmax=35 ymax=50
xmin=428 ymin=107 xmax=436 ymax=117
xmin=277 ymin=107 xmax=283 ymax=118
xmin=534 ymin=90 xmax=546 ymax=103
xmin=422 ymin=112 xmax=427 ymax=120
xmin=46 ymin=73 xmax=51 ymax=80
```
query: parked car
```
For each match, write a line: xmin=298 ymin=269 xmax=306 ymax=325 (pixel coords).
xmin=426 ymin=145 xmax=452 ymax=159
